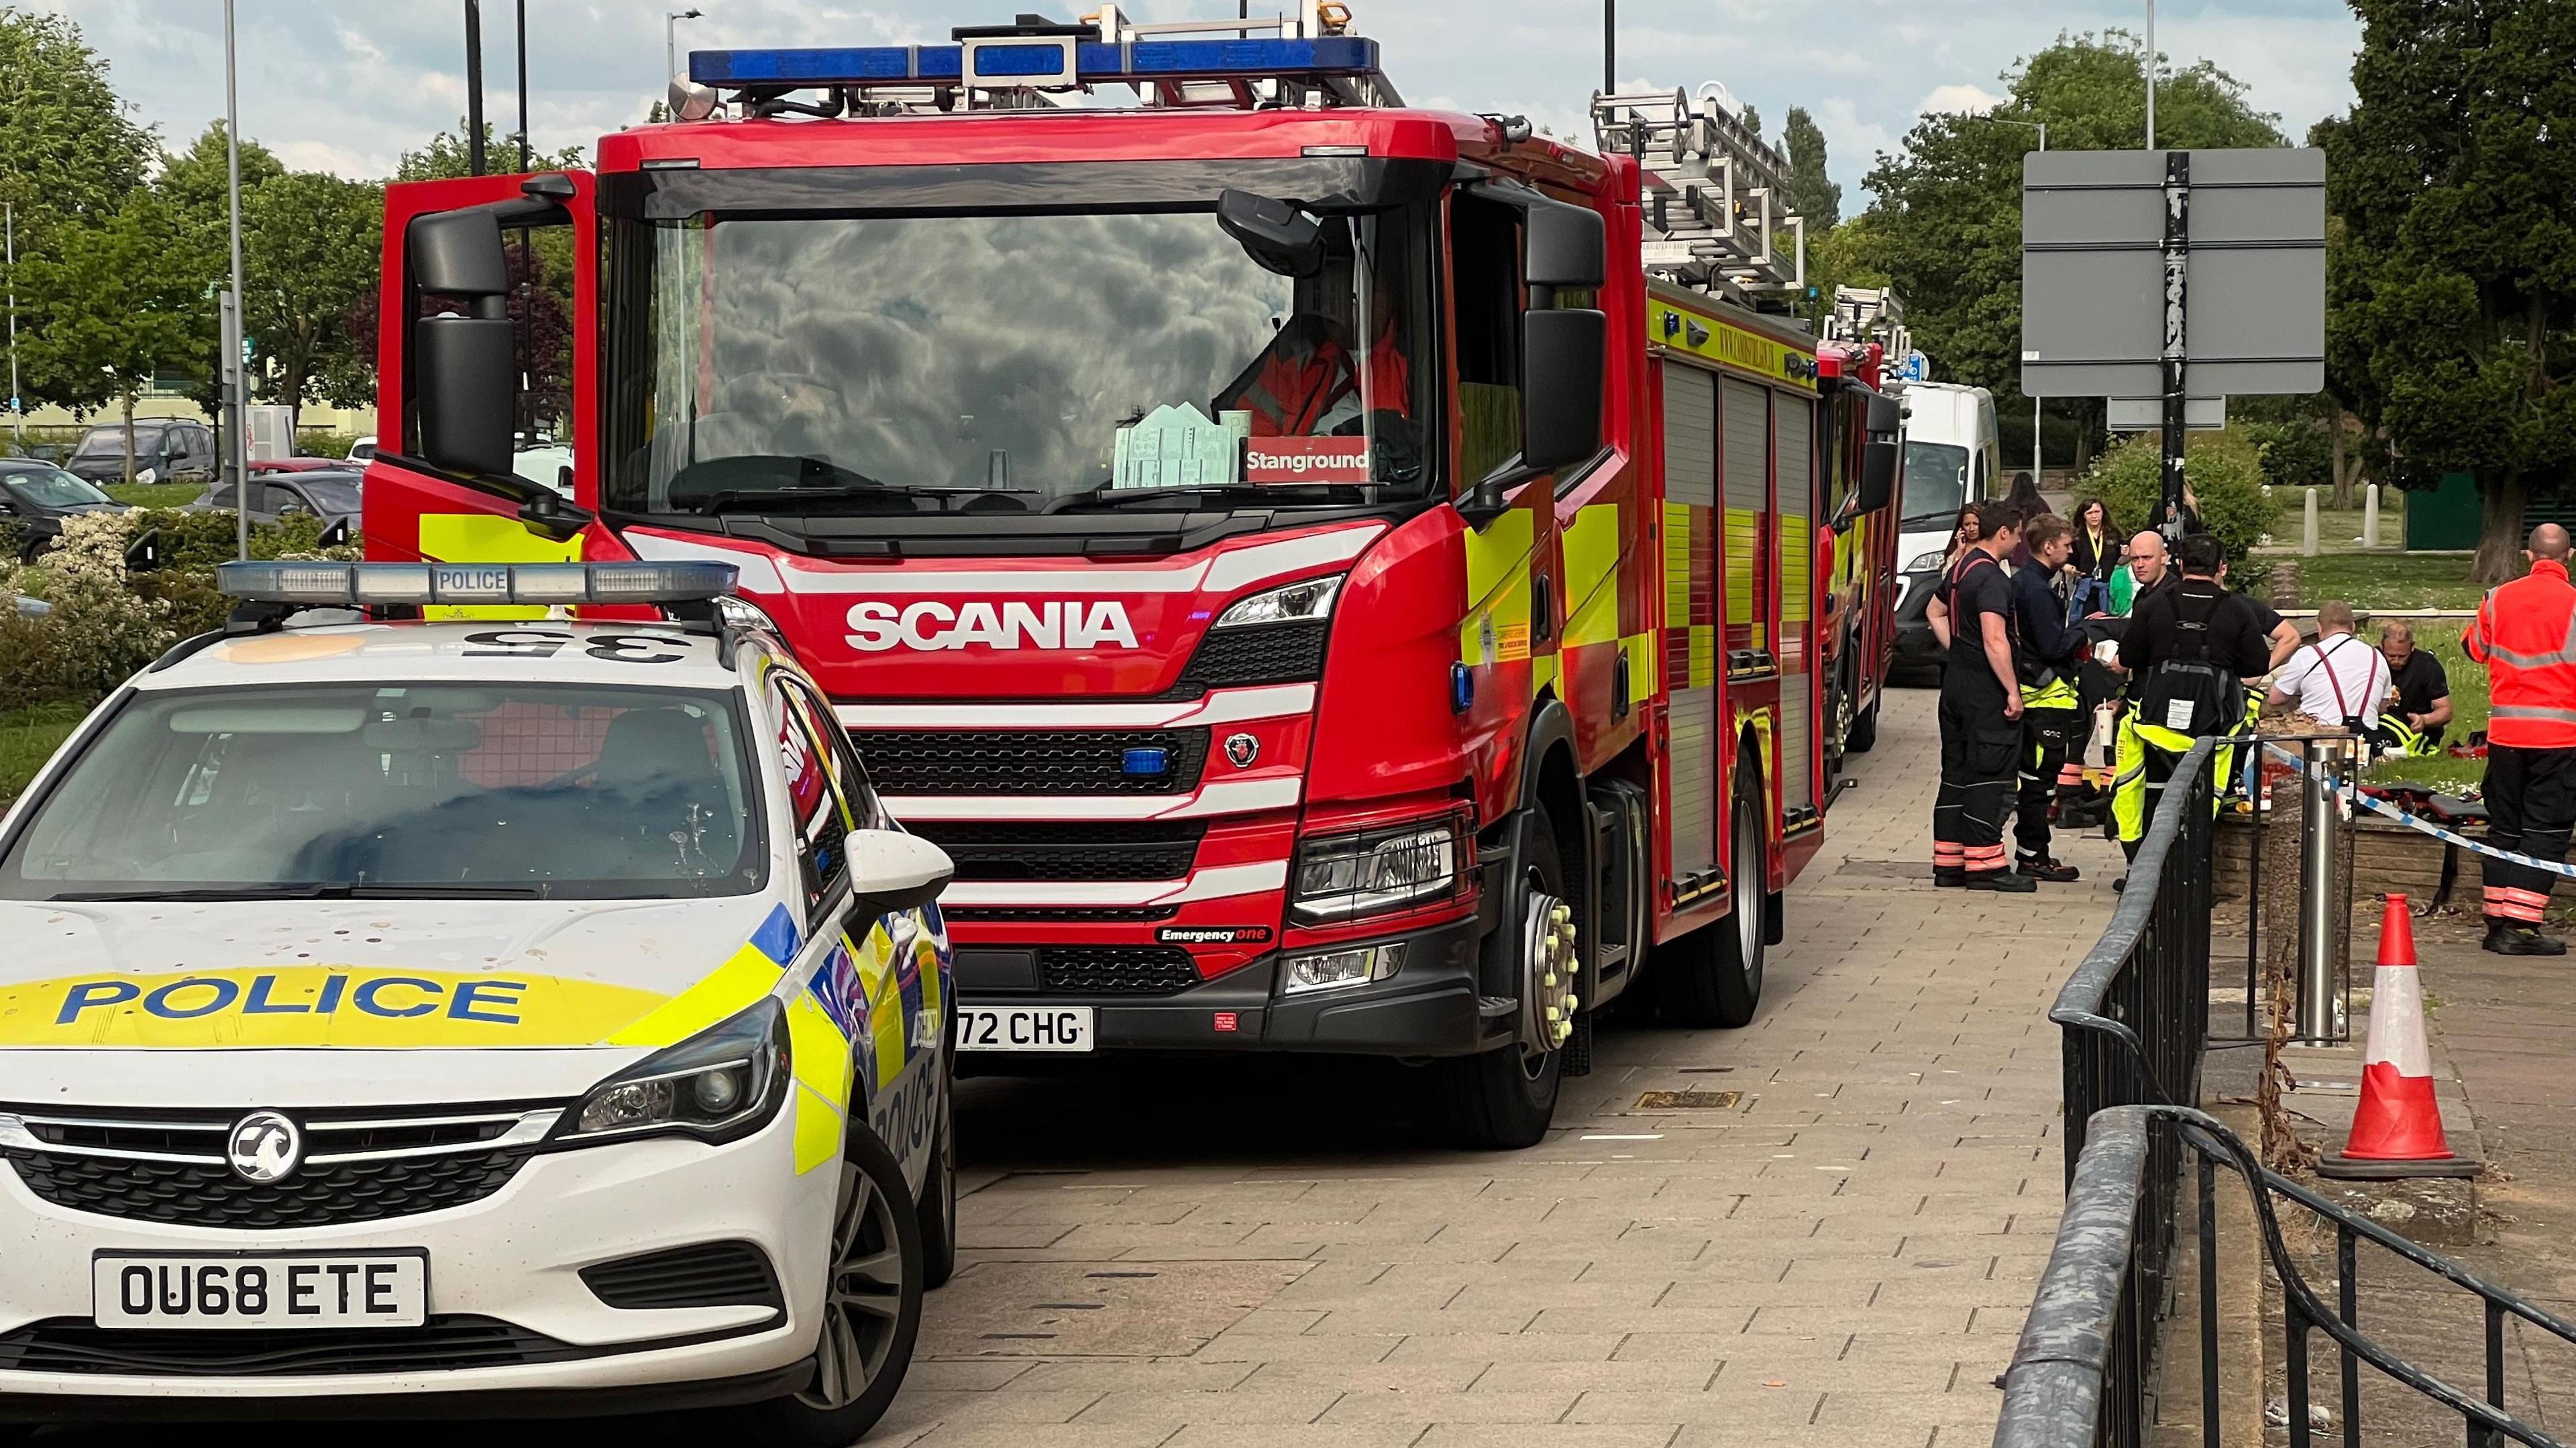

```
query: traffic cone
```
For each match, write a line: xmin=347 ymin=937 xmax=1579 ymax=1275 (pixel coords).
xmin=2321 ymin=895 xmax=2477 ymax=1179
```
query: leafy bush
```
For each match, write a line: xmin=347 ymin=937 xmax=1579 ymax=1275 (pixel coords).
xmin=2243 ymin=419 xmax=2333 ymax=492
xmin=2081 ymin=430 xmax=2282 ymax=565
xmin=301 ymin=431 xmax=366 ymax=459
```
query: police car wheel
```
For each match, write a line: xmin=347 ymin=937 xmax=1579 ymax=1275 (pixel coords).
xmin=1433 ymin=805 xmax=1568 ymax=1150
xmin=918 ymin=1054 xmax=959 ymax=1290
xmin=742 ymin=1124 xmax=924 ymax=1445
xmin=1847 ymin=690 xmax=1880 ymax=755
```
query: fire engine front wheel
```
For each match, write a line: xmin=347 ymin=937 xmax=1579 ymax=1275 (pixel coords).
xmin=1434 ymin=805 xmax=1570 ymax=1150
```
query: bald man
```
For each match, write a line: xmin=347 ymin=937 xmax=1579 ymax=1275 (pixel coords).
xmin=2465 ymin=523 xmax=2576 ymax=954
xmin=2110 ymin=531 xmax=2171 ymax=616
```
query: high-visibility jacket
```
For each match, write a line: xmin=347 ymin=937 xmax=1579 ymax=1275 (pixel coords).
xmin=2465 ymin=557 xmax=2576 ymax=748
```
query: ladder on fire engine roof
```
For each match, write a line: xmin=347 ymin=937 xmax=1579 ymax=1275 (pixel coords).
xmin=674 ymin=3 xmax=1401 ymax=120
xmin=1593 ymin=84 xmax=1806 ymax=305
xmin=1824 ymin=285 xmax=1911 ymax=364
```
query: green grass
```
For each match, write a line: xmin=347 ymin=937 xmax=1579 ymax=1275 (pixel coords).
xmin=0 ymin=701 xmax=88 ymax=805
xmin=2364 ymin=632 xmax=2487 ymax=791
xmin=2292 ymin=551 xmax=2485 ymax=612
xmin=103 ymin=482 xmax=203 ymax=510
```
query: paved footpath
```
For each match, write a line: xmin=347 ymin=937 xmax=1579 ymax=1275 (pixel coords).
xmin=888 ymin=688 xmax=2129 ymax=1448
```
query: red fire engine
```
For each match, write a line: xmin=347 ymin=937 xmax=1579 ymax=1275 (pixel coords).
xmin=362 ymin=6 xmax=1900 ymax=1148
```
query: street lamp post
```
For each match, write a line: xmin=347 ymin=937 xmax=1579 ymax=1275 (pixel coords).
xmin=2144 ymin=0 xmax=2156 ymax=149
xmin=667 ymin=9 xmax=703 ymax=85
xmin=466 ymin=0 xmax=487 ymax=176
xmin=223 ymin=0 xmax=249 ymax=561
xmin=5 ymin=201 xmax=19 ymax=453
xmin=1984 ymin=116 xmax=2049 ymax=490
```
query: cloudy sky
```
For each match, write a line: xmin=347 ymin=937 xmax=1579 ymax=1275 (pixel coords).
xmin=42 ymin=1 xmax=2361 ymax=200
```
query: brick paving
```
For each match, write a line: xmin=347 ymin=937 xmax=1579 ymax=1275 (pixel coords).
xmin=887 ymin=687 xmax=2129 ymax=1448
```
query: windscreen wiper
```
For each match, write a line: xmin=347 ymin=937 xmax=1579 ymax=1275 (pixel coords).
xmin=702 ymin=484 xmax=1035 ymax=514
xmin=1058 ymin=482 xmax=1337 ymax=512
xmin=52 ymin=883 xmax=547 ymax=901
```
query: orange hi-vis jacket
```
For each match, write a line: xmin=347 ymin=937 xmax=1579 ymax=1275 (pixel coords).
xmin=2465 ymin=557 xmax=2576 ymax=748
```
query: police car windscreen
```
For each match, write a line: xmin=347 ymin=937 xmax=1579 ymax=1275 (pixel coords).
xmin=0 ymin=684 xmax=767 ymax=900
xmin=600 ymin=205 xmax=1437 ymax=514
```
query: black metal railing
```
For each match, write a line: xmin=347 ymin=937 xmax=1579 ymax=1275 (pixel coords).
xmin=1997 ymin=1105 xmax=2576 ymax=1448
xmin=1998 ymin=735 xmax=2576 ymax=1447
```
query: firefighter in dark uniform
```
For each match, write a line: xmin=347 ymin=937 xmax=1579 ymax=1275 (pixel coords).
xmin=2009 ymin=512 xmax=2086 ymax=881
xmin=2112 ymin=533 xmax=2269 ymax=867
xmin=1925 ymin=502 xmax=2035 ymax=892
xmin=2463 ymin=523 xmax=2576 ymax=955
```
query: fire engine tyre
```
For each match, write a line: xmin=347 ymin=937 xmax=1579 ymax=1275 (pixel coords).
xmin=918 ymin=1054 xmax=959 ymax=1290
xmin=734 ymin=1122 xmax=924 ymax=1447
xmin=1434 ymin=806 xmax=1569 ymax=1150
xmin=1652 ymin=767 xmax=1768 ymax=1029
xmin=1847 ymin=689 xmax=1880 ymax=755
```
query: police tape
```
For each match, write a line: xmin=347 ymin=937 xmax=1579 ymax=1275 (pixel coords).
xmin=2256 ymin=741 xmax=2576 ymax=881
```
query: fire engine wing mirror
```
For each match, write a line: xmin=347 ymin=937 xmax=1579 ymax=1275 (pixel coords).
xmin=1858 ymin=389 xmax=1901 ymax=515
xmin=1523 ymin=309 xmax=1606 ymax=469
xmin=845 ymin=830 xmax=955 ymax=920
xmin=1525 ymin=201 xmax=1606 ymax=290
xmin=1216 ymin=190 xmax=1327 ymax=279
xmin=408 ymin=209 xmax=517 ymax=480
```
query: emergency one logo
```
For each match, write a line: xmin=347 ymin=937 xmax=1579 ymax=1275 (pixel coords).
xmin=846 ymin=600 xmax=1138 ymax=653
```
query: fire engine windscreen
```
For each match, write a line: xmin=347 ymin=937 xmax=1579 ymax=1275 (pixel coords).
xmin=604 ymin=203 xmax=1436 ymax=514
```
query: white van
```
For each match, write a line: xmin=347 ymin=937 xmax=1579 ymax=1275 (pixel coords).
xmin=1891 ymin=382 xmax=2002 ymax=671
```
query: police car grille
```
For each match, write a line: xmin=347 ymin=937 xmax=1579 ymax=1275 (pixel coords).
xmin=908 ymin=822 xmax=1204 ymax=881
xmin=1038 ymin=946 xmax=1203 ymax=996
xmin=854 ymin=728 xmax=1210 ymax=795
xmin=0 ymin=1315 xmax=586 ymax=1376
xmin=0 ymin=1103 xmax=559 ymax=1230
xmin=1173 ymin=622 xmax=1329 ymax=693
xmin=581 ymin=1240 xmax=782 ymax=1311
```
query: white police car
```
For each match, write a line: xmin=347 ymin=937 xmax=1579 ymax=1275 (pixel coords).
xmin=0 ymin=561 xmax=956 ymax=1439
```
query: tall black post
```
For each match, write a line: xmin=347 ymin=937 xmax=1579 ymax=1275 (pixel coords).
xmin=465 ymin=0 xmax=487 ymax=176
xmin=515 ymin=0 xmax=530 ymax=172
xmin=1604 ymin=0 xmax=1615 ymax=94
xmin=2159 ymin=148 xmax=2190 ymax=539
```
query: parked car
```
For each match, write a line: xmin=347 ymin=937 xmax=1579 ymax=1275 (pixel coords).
xmin=64 ymin=420 xmax=218 ymax=488
xmin=248 ymin=457 xmax=350 ymax=474
xmin=0 ymin=459 xmax=133 ymax=561
xmin=186 ymin=470 xmax=362 ymax=531
xmin=515 ymin=443 xmax=574 ymax=498
xmin=346 ymin=434 xmax=378 ymax=462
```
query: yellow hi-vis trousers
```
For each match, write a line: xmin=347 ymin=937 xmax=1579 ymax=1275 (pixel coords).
xmin=2112 ymin=715 xmax=2245 ymax=848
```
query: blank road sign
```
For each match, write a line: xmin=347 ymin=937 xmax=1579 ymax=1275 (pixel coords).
xmin=2021 ymin=148 xmax=2326 ymax=401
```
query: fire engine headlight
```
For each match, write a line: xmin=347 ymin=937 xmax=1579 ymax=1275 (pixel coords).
xmin=1904 ymin=549 xmax=1949 ymax=575
xmin=554 ymin=999 xmax=790 ymax=1148
xmin=1291 ymin=818 xmax=1462 ymax=923
xmin=1214 ymin=575 xmax=1342 ymax=629
xmin=1281 ymin=942 xmax=1407 ymax=996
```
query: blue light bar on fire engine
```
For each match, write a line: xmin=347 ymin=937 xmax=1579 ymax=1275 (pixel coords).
xmin=217 ymin=561 xmax=741 ymax=608
xmin=690 ymin=36 xmax=1383 ymax=92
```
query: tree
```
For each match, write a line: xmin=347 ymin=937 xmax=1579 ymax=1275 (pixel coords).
xmin=242 ymin=171 xmax=384 ymax=435
xmin=0 ymin=11 xmax=156 ymax=241
xmin=156 ymin=121 xmax=284 ymax=224
xmin=1780 ymin=107 xmax=1841 ymax=231
xmin=395 ymin=121 xmax=586 ymax=182
xmin=1857 ymin=33 xmax=2283 ymax=469
xmin=19 ymin=190 xmax=213 ymax=481
xmin=2317 ymin=0 xmax=2576 ymax=583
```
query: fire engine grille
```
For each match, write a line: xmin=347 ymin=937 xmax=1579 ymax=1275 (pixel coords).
xmin=1038 ymin=946 xmax=1203 ymax=996
xmin=1175 ymin=622 xmax=1330 ymax=693
xmin=907 ymin=822 xmax=1204 ymax=881
xmin=853 ymin=728 xmax=1209 ymax=795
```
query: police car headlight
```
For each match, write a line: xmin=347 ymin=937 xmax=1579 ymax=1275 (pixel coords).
xmin=1214 ymin=575 xmax=1342 ymax=629
xmin=1291 ymin=816 xmax=1464 ymax=923
xmin=557 ymin=999 xmax=790 ymax=1148
xmin=1904 ymin=549 xmax=1948 ymax=575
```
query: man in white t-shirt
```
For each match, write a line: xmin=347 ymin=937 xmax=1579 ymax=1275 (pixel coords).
xmin=2267 ymin=601 xmax=2392 ymax=732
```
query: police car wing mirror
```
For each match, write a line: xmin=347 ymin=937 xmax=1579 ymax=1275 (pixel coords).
xmin=1216 ymin=190 xmax=1327 ymax=280
xmin=846 ymin=830 xmax=955 ymax=919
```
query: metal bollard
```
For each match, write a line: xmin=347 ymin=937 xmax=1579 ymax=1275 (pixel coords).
xmin=2297 ymin=738 xmax=2345 ymax=1044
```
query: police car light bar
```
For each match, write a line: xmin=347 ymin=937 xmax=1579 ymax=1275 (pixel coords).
xmin=217 ymin=561 xmax=741 ymax=609
xmin=689 ymin=36 xmax=1383 ymax=94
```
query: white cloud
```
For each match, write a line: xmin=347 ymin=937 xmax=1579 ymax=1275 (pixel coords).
xmin=1921 ymin=84 xmax=2008 ymax=117
xmin=32 ymin=0 xmax=2360 ymax=205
